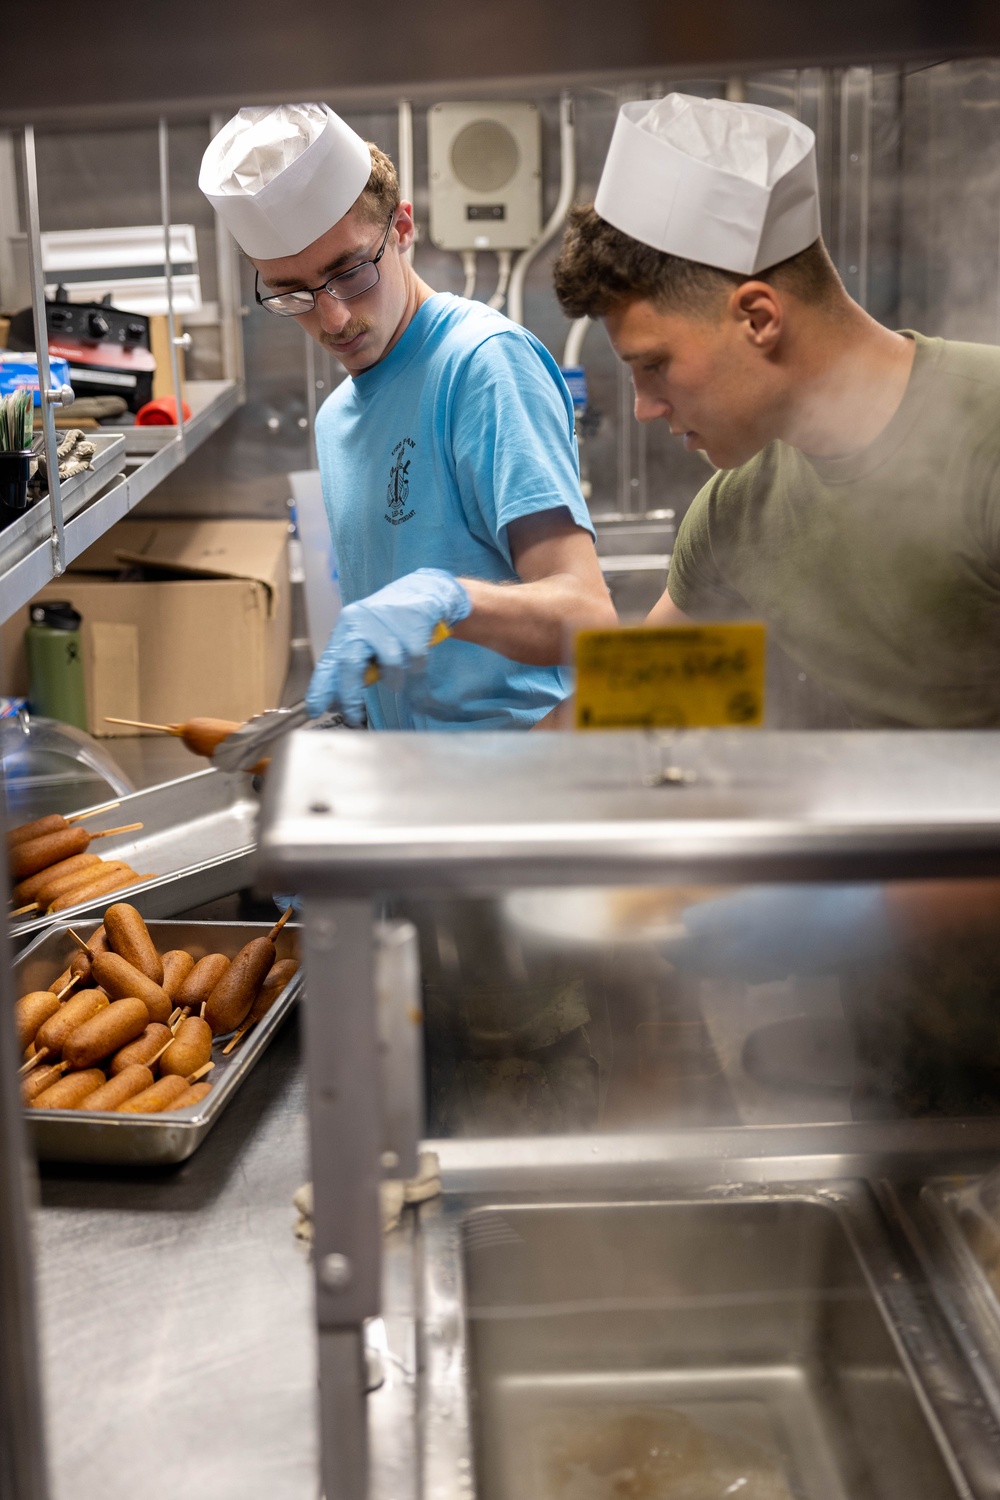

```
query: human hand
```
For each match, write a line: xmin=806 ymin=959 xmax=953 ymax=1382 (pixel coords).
xmin=664 ymin=884 xmax=888 ymax=981
xmin=305 ymin=568 xmax=472 ymax=726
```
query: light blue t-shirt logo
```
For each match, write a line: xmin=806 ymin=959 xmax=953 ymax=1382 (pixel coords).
xmin=386 ymin=437 xmax=416 ymax=527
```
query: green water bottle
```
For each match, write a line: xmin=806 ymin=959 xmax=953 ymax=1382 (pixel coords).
xmin=25 ymin=601 xmax=88 ymax=730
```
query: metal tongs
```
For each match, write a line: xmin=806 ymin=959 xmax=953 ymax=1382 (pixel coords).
xmin=212 ymin=622 xmax=452 ymax=773
xmin=211 ymin=701 xmax=314 ymax=773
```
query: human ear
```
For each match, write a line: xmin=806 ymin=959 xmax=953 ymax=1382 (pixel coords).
xmin=730 ymin=281 xmax=782 ymax=350
xmin=394 ymin=201 xmax=417 ymax=253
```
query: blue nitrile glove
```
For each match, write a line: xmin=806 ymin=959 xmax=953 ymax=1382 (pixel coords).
xmin=273 ymin=893 xmax=303 ymax=917
xmin=664 ymin=884 xmax=890 ymax=982
xmin=305 ymin=569 xmax=472 ymax=727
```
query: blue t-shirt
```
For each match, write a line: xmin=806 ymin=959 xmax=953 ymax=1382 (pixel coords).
xmin=315 ymin=293 xmax=595 ymax=730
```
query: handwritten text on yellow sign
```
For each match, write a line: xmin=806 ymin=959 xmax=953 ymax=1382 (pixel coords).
xmin=574 ymin=623 xmax=767 ymax=730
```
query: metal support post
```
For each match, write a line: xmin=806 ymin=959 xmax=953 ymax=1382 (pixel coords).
xmin=303 ymin=896 xmax=384 ymax=1500
xmin=210 ymin=111 xmax=247 ymax=388
xmin=837 ymin=66 xmax=873 ymax=309
xmin=158 ymin=118 xmax=187 ymax=438
xmin=397 ymin=101 xmax=414 ymax=266
xmin=0 ymin=791 xmax=50 ymax=1500
xmin=22 ymin=125 xmax=68 ymax=576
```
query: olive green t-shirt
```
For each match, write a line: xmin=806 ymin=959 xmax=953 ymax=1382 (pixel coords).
xmin=668 ymin=332 xmax=1000 ymax=727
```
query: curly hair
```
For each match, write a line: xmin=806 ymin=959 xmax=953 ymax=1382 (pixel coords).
xmin=354 ymin=142 xmax=401 ymax=225
xmin=553 ymin=204 xmax=844 ymax=320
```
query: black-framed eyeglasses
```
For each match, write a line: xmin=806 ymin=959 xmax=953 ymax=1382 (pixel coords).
xmin=255 ymin=213 xmax=395 ymax=316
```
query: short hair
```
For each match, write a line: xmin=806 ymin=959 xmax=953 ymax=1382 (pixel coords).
xmin=354 ymin=142 xmax=400 ymax=225
xmin=553 ymin=204 xmax=844 ymax=319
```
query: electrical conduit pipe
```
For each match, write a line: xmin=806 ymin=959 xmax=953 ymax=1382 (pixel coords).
xmin=507 ymin=91 xmax=575 ymax=327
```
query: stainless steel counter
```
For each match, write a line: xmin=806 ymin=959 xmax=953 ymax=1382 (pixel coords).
xmin=33 ymin=1010 xmax=319 ymax=1500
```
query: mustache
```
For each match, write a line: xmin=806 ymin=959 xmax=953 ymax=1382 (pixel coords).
xmin=322 ymin=318 xmax=374 ymax=349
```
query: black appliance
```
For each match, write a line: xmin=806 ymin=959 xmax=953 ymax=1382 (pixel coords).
xmin=7 ymin=290 xmax=156 ymax=413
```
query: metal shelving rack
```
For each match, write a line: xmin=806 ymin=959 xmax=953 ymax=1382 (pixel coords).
xmin=0 ymin=118 xmax=246 ymax=625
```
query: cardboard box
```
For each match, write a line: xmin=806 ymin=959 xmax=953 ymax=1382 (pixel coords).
xmin=2 ymin=519 xmax=291 ymax=736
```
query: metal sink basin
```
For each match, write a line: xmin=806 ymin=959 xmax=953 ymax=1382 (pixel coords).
xmin=418 ymin=1187 xmax=974 ymax=1500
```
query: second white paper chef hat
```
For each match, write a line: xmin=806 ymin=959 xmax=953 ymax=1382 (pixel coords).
xmin=595 ymin=93 xmax=821 ymax=275
xmin=199 ymin=104 xmax=373 ymax=259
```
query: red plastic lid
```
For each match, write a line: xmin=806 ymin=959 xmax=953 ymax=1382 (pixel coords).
xmin=135 ymin=395 xmax=192 ymax=426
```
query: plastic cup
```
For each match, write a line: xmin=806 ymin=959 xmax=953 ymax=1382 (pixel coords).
xmin=0 ymin=449 xmax=31 ymax=512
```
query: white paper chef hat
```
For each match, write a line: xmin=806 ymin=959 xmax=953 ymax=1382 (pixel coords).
xmin=594 ymin=93 xmax=821 ymax=276
xmin=199 ymin=104 xmax=373 ymax=259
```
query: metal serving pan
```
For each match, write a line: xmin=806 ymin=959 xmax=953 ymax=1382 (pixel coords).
xmin=419 ymin=1182 xmax=993 ymax=1500
xmin=13 ymin=918 xmax=300 ymax=1165
xmin=888 ymin=1175 xmax=1000 ymax=1435
xmin=10 ymin=768 xmax=259 ymax=943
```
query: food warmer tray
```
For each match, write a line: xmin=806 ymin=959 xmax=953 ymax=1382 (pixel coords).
xmin=13 ymin=919 xmax=300 ymax=1165
xmin=10 ymin=768 xmax=259 ymax=944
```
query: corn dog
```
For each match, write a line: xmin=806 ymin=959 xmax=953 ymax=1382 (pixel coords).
xmin=80 ymin=1064 xmax=154 ymax=1112
xmin=248 ymin=959 xmax=299 ymax=1024
xmin=49 ymin=926 xmax=109 ymax=995
xmin=30 ymin=1069 xmax=106 ymax=1109
xmin=35 ymin=861 xmax=132 ymax=910
xmin=203 ymin=913 xmax=290 ymax=1035
xmin=15 ymin=991 xmax=62 ymax=1050
xmin=10 ymin=823 xmax=142 ymax=881
xmin=160 ymin=950 xmax=196 ymax=999
xmin=159 ymin=1015 xmax=213 ymax=1077
xmin=223 ymin=958 xmax=300 ymax=1054
xmin=164 ymin=1080 xmax=213 ymax=1111
xmin=104 ymin=903 xmax=163 ymax=985
xmin=104 ymin=716 xmax=268 ymax=774
xmin=175 ymin=953 xmax=230 ymax=1011
xmin=90 ymin=952 xmax=171 ymax=1024
xmin=116 ymin=1073 xmax=190 ymax=1113
xmin=63 ymin=997 xmax=150 ymax=1070
xmin=35 ymin=989 xmax=109 ymax=1056
xmin=13 ymin=853 xmax=102 ymax=906
xmin=22 ymin=1061 xmax=71 ymax=1103
xmin=7 ymin=802 xmax=120 ymax=848
xmin=8 ymin=814 xmax=69 ymax=848
xmin=47 ymin=868 xmax=149 ymax=913
xmin=109 ymin=1022 xmax=172 ymax=1075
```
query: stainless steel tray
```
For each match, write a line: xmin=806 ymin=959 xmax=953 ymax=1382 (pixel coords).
xmin=888 ymin=1176 xmax=1000 ymax=1433
xmin=13 ymin=918 xmax=300 ymax=1165
xmin=10 ymin=767 xmax=258 ymax=943
xmin=420 ymin=1183 xmax=991 ymax=1500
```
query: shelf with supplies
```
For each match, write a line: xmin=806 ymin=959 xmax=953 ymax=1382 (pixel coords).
xmin=0 ymin=378 xmax=244 ymax=624
xmin=1 ymin=115 xmax=246 ymax=629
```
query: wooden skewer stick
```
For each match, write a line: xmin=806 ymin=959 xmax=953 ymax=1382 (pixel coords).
xmin=147 ymin=1036 xmax=176 ymax=1069
xmin=22 ymin=1060 xmax=71 ymax=1093
xmin=222 ymin=1020 xmax=253 ymax=1056
xmin=199 ymin=1001 xmax=207 ymax=1020
xmin=65 ymin=927 xmax=91 ymax=949
xmin=167 ymin=1008 xmax=183 ymax=1030
xmin=66 ymin=802 xmax=121 ymax=824
xmin=104 ymin=718 xmax=178 ymax=734
xmin=10 ymin=902 xmax=38 ymax=917
xmin=56 ymin=976 xmax=82 ymax=1001
xmin=90 ymin=823 xmax=144 ymax=840
xmin=187 ymin=1061 xmax=215 ymax=1084
xmin=19 ymin=1048 xmax=50 ymax=1077
xmin=268 ymin=906 xmax=295 ymax=942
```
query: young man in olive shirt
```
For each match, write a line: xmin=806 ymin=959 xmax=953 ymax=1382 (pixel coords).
xmin=555 ymin=94 xmax=1000 ymax=727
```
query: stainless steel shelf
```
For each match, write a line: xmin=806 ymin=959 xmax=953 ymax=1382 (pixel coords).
xmin=0 ymin=378 xmax=244 ymax=623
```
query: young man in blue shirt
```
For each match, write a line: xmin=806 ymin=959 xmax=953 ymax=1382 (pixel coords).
xmin=201 ymin=104 xmax=614 ymax=730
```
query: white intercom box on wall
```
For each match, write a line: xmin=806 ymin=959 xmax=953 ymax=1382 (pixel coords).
xmin=427 ymin=101 xmax=542 ymax=252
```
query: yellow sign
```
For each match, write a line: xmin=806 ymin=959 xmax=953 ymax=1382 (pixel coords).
xmin=574 ymin=623 xmax=766 ymax=730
